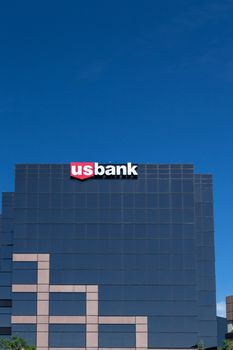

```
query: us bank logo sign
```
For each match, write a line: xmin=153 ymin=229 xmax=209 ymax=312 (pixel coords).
xmin=70 ymin=162 xmax=138 ymax=180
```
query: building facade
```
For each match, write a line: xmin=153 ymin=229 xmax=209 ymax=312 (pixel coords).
xmin=0 ymin=163 xmax=217 ymax=349
xmin=226 ymin=295 xmax=233 ymax=340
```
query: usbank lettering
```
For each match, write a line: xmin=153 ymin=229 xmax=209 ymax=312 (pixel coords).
xmin=70 ymin=162 xmax=138 ymax=180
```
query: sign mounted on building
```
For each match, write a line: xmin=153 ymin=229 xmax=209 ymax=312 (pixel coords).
xmin=70 ymin=162 xmax=138 ymax=180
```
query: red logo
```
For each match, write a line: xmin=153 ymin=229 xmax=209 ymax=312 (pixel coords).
xmin=70 ymin=162 xmax=94 ymax=180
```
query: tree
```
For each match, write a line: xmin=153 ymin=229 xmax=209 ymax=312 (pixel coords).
xmin=222 ymin=339 xmax=233 ymax=350
xmin=0 ymin=335 xmax=35 ymax=350
xmin=197 ymin=340 xmax=204 ymax=350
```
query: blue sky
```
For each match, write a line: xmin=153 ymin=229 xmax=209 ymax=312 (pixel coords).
xmin=0 ymin=0 xmax=233 ymax=314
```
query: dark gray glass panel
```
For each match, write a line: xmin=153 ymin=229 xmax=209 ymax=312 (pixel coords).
xmin=50 ymin=324 xmax=85 ymax=332
xmin=0 ymin=327 xmax=11 ymax=335
xmin=99 ymin=300 xmax=197 ymax=316
xmin=198 ymin=291 xmax=216 ymax=306
xmin=99 ymin=325 xmax=135 ymax=347
xmin=12 ymin=269 xmax=37 ymax=284
xmin=99 ymin=285 xmax=196 ymax=301
xmin=183 ymin=180 xmax=194 ymax=192
xmin=0 ymin=260 xmax=12 ymax=271
xmin=0 ymin=299 xmax=12 ymax=307
xmin=50 ymin=268 xmax=196 ymax=285
xmin=49 ymin=324 xmax=85 ymax=347
xmin=149 ymin=331 xmax=197 ymax=348
xmin=0 ymin=314 xmax=11 ymax=325
xmin=50 ymin=292 xmax=85 ymax=301
xmin=171 ymin=180 xmax=182 ymax=192
xmin=0 ymin=288 xmax=11 ymax=299
xmin=158 ymin=180 xmax=170 ymax=192
xmin=0 ymin=247 xmax=12 ymax=259
xmin=198 ymin=320 xmax=217 ymax=336
xmin=12 ymin=300 xmax=36 ymax=315
xmin=99 ymin=194 xmax=110 ymax=208
xmin=12 ymin=326 xmax=36 ymax=345
xmin=13 ymin=293 xmax=36 ymax=301
xmin=0 ymin=273 xmax=11 ymax=285
xmin=13 ymin=262 xmax=37 ymax=270
xmin=183 ymin=194 xmax=194 ymax=207
xmin=49 ymin=294 xmax=86 ymax=316
xmin=159 ymin=194 xmax=170 ymax=208
xmin=0 ymin=307 xmax=11 ymax=314
xmin=99 ymin=324 xmax=135 ymax=332
xmin=148 ymin=316 xmax=198 ymax=332
xmin=12 ymin=325 xmax=35 ymax=332
xmin=146 ymin=179 xmax=158 ymax=192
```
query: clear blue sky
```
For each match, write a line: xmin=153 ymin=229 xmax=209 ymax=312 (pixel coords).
xmin=0 ymin=0 xmax=232 ymax=313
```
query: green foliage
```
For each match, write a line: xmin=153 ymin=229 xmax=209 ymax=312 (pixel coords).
xmin=222 ymin=339 xmax=233 ymax=350
xmin=0 ymin=335 xmax=35 ymax=350
xmin=197 ymin=340 xmax=204 ymax=350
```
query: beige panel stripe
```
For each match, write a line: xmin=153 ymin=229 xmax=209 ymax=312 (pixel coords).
xmin=38 ymin=292 xmax=49 ymax=300
xmin=13 ymin=254 xmax=38 ymax=261
xmin=86 ymin=300 xmax=98 ymax=316
xmin=38 ymin=261 xmax=50 ymax=270
xmin=136 ymin=324 xmax=148 ymax=332
xmin=136 ymin=332 xmax=148 ymax=348
xmin=86 ymin=285 xmax=98 ymax=292
xmin=50 ymin=285 xmax=86 ymax=292
xmin=38 ymin=285 xmax=49 ymax=292
xmin=37 ymin=316 xmax=49 ymax=324
xmin=86 ymin=316 xmax=98 ymax=324
xmin=37 ymin=300 xmax=49 ymax=316
xmin=99 ymin=316 xmax=136 ymax=324
xmin=49 ymin=316 xmax=86 ymax=324
xmin=136 ymin=316 xmax=148 ymax=324
xmin=37 ymin=332 xmax=49 ymax=348
xmin=11 ymin=316 xmax=36 ymax=324
xmin=37 ymin=254 xmax=50 ymax=350
xmin=38 ymin=270 xmax=50 ymax=285
xmin=37 ymin=324 xmax=49 ymax=332
xmin=86 ymin=291 xmax=98 ymax=349
xmin=12 ymin=284 xmax=37 ymax=292
xmin=38 ymin=254 xmax=50 ymax=262
xmin=86 ymin=292 xmax=98 ymax=301
xmin=86 ymin=324 xmax=98 ymax=332
xmin=86 ymin=332 xmax=98 ymax=347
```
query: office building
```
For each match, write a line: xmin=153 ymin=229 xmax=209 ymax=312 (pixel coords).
xmin=0 ymin=163 xmax=217 ymax=349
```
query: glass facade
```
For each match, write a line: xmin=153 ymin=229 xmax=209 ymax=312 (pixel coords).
xmin=0 ymin=164 xmax=217 ymax=349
